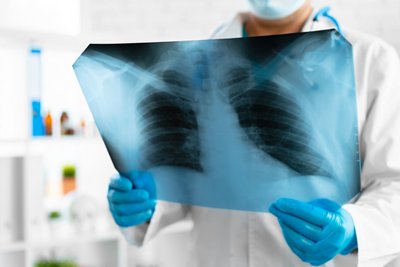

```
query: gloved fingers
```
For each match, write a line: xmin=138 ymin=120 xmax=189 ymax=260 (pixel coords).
xmin=109 ymin=174 xmax=133 ymax=192
xmin=110 ymin=199 xmax=157 ymax=216
xmin=275 ymin=198 xmax=333 ymax=227
xmin=309 ymin=259 xmax=329 ymax=267
xmin=309 ymin=247 xmax=337 ymax=266
xmin=279 ymin=221 xmax=316 ymax=253
xmin=108 ymin=188 xmax=149 ymax=204
xmin=114 ymin=210 xmax=153 ymax=228
xmin=287 ymin=237 xmax=332 ymax=266
xmin=309 ymin=198 xmax=341 ymax=212
xmin=283 ymin=226 xmax=334 ymax=266
xmin=270 ymin=204 xmax=323 ymax=242
xmin=312 ymin=229 xmax=344 ymax=255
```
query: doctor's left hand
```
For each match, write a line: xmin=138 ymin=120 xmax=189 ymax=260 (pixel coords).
xmin=269 ymin=198 xmax=357 ymax=266
xmin=108 ymin=171 xmax=157 ymax=227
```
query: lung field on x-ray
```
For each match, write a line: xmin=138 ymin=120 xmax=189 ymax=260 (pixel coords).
xmin=136 ymin=62 xmax=333 ymax=178
xmin=136 ymin=69 xmax=203 ymax=172
xmin=225 ymin=66 xmax=333 ymax=178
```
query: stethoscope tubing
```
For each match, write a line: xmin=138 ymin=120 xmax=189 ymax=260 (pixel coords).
xmin=312 ymin=6 xmax=343 ymax=35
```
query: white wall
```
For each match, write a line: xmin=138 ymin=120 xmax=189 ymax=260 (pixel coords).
xmin=81 ymin=0 xmax=400 ymax=52
xmin=0 ymin=0 xmax=80 ymax=35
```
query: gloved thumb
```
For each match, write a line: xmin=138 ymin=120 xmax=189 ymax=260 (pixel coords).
xmin=128 ymin=170 xmax=149 ymax=189
xmin=126 ymin=170 xmax=157 ymax=200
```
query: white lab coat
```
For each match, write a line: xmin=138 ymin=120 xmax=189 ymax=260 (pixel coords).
xmin=121 ymin=11 xmax=400 ymax=267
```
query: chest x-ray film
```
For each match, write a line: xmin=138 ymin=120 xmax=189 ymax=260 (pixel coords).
xmin=73 ymin=30 xmax=361 ymax=212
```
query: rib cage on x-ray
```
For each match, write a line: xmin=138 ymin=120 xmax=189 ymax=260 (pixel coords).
xmin=225 ymin=66 xmax=334 ymax=178
xmin=73 ymin=30 xmax=361 ymax=211
xmin=136 ymin=69 xmax=203 ymax=172
xmin=137 ymin=64 xmax=333 ymax=178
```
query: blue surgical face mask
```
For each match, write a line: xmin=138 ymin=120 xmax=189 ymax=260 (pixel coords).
xmin=247 ymin=0 xmax=306 ymax=20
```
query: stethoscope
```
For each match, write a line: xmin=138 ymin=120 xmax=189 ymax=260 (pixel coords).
xmin=311 ymin=6 xmax=343 ymax=35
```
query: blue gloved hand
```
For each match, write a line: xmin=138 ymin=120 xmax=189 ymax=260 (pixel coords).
xmin=269 ymin=198 xmax=357 ymax=266
xmin=108 ymin=170 xmax=157 ymax=227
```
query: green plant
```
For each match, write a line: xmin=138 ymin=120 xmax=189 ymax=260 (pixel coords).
xmin=62 ymin=165 xmax=76 ymax=178
xmin=35 ymin=259 xmax=78 ymax=267
xmin=48 ymin=211 xmax=61 ymax=221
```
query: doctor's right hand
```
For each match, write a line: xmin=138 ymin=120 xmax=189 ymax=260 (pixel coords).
xmin=107 ymin=171 xmax=157 ymax=227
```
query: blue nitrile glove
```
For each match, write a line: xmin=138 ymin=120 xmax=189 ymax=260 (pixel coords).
xmin=108 ymin=171 xmax=157 ymax=227
xmin=269 ymin=198 xmax=357 ymax=266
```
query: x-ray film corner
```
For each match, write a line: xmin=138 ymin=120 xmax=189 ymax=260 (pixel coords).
xmin=73 ymin=29 xmax=361 ymax=213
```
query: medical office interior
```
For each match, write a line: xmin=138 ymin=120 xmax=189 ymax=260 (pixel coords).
xmin=0 ymin=0 xmax=400 ymax=266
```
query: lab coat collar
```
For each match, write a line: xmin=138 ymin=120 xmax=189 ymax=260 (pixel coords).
xmin=212 ymin=10 xmax=335 ymax=39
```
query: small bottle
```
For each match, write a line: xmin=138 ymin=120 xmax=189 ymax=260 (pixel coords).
xmin=60 ymin=111 xmax=68 ymax=136
xmin=60 ymin=111 xmax=74 ymax=136
xmin=78 ymin=118 xmax=86 ymax=136
xmin=44 ymin=111 xmax=53 ymax=136
xmin=32 ymin=101 xmax=44 ymax=136
xmin=28 ymin=47 xmax=45 ymax=137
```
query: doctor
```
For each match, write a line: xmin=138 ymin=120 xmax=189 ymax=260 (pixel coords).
xmin=107 ymin=0 xmax=400 ymax=266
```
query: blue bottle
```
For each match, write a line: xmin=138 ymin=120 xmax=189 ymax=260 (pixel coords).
xmin=28 ymin=47 xmax=45 ymax=137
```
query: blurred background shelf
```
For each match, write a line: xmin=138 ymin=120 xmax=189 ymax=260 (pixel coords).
xmin=0 ymin=140 xmax=27 ymax=157
xmin=0 ymin=232 xmax=121 ymax=254
xmin=27 ymin=231 xmax=120 ymax=250
xmin=0 ymin=27 xmax=86 ymax=50
xmin=0 ymin=242 xmax=26 ymax=254
xmin=0 ymin=137 xmax=104 ymax=157
xmin=27 ymin=136 xmax=103 ymax=154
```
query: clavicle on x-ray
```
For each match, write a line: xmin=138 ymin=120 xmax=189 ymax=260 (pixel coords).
xmin=73 ymin=30 xmax=361 ymax=212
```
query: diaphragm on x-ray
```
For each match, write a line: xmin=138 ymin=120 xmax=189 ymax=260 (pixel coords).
xmin=73 ymin=30 xmax=361 ymax=212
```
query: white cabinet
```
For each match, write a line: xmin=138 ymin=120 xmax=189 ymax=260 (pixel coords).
xmin=23 ymin=156 xmax=46 ymax=243
xmin=0 ymin=157 xmax=24 ymax=245
xmin=0 ymin=147 xmax=124 ymax=267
